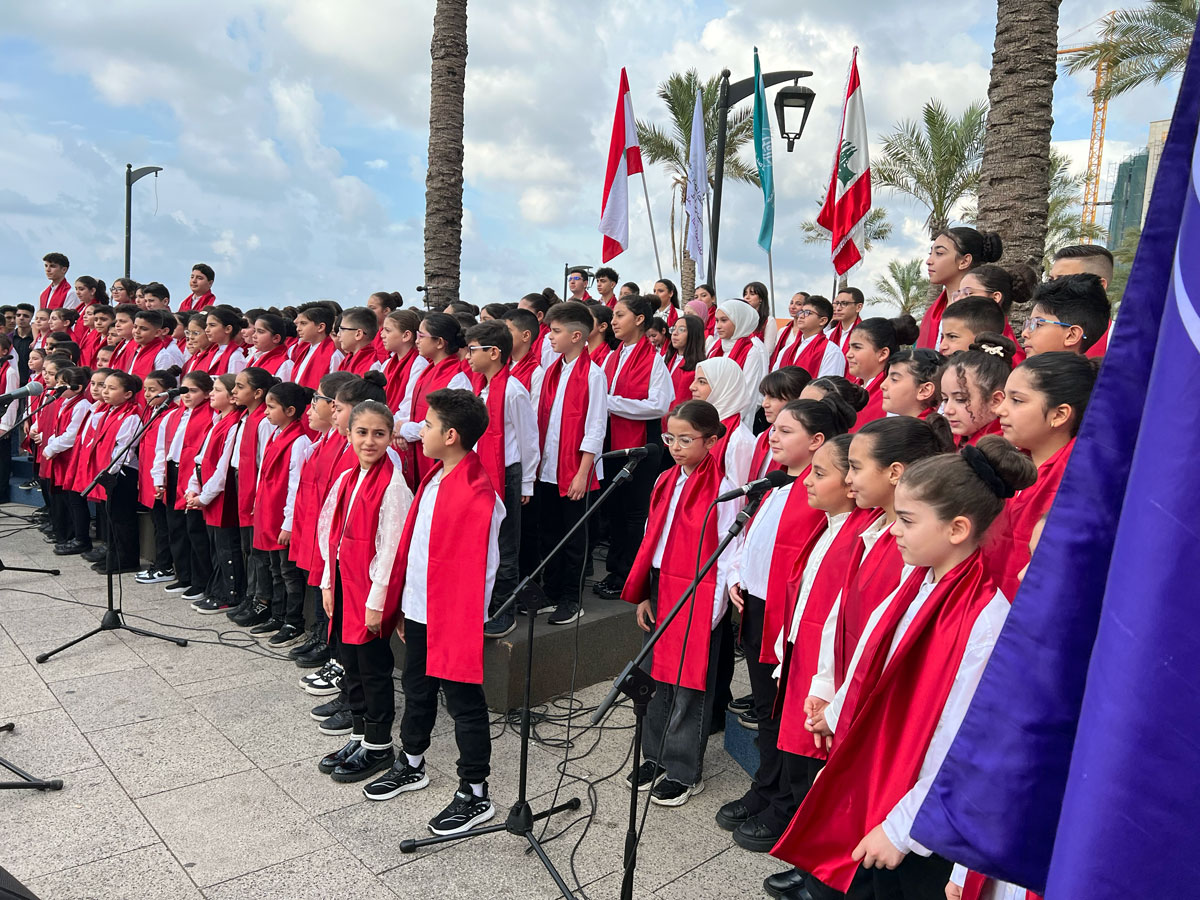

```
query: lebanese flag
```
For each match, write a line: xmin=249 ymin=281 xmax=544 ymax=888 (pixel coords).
xmin=599 ymin=68 xmax=644 ymax=262
xmin=816 ymin=47 xmax=871 ymax=276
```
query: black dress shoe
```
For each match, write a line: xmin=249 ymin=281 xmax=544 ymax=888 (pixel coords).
xmin=732 ymin=814 xmax=783 ymax=852
xmin=765 ymin=867 xmax=808 ymax=900
xmin=288 ymin=632 xmax=321 ymax=660
xmin=293 ymin=640 xmax=331 ymax=669
xmin=81 ymin=547 xmax=107 ymax=563
xmin=53 ymin=540 xmax=90 ymax=556
xmin=331 ymin=745 xmax=395 ymax=783
xmin=779 ymin=884 xmax=814 ymax=900
xmin=715 ymin=798 xmax=752 ymax=831
xmin=319 ymin=738 xmax=362 ymax=775
xmin=592 ymin=578 xmax=624 ymax=600
xmin=37 ymin=522 xmax=55 ymax=535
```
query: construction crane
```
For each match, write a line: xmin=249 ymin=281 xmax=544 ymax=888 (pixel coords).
xmin=1058 ymin=13 xmax=1115 ymax=241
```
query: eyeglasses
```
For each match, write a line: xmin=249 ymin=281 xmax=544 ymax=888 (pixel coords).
xmin=832 ymin=300 xmax=859 ymax=308
xmin=660 ymin=433 xmax=698 ymax=448
xmin=1024 ymin=316 xmax=1076 ymax=333
xmin=795 ymin=309 xmax=817 ymax=318
xmin=668 ymin=325 xmax=687 ymax=333
xmin=467 ymin=344 xmax=498 ymax=353
xmin=314 ymin=393 xmax=334 ymax=403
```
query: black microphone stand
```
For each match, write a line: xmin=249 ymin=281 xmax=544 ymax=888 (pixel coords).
xmin=0 ymin=392 xmax=65 ymax=578
xmin=590 ymin=485 xmax=772 ymax=900
xmin=36 ymin=401 xmax=187 ymax=663
xmin=398 ymin=451 xmax=646 ymax=899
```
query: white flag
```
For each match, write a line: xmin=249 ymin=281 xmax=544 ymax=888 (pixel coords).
xmin=685 ymin=88 xmax=706 ymax=277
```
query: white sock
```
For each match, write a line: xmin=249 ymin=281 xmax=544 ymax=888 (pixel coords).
xmin=406 ymin=753 xmax=423 ymax=769
xmin=470 ymin=781 xmax=486 ymax=798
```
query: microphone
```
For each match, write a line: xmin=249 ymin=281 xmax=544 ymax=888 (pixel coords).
xmin=0 ymin=381 xmax=44 ymax=408
xmin=49 ymin=384 xmax=69 ymax=396
xmin=716 ymin=469 xmax=795 ymax=502
xmin=601 ymin=446 xmax=650 ymax=460
xmin=152 ymin=386 xmax=188 ymax=401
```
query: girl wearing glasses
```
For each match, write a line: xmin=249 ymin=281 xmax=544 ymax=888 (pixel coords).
xmin=950 ymin=263 xmax=1035 ymax=364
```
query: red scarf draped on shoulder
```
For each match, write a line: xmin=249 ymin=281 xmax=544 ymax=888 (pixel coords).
xmin=664 ymin=357 xmax=695 ymax=429
xmin=198 ymin=409 xmax=245 ymax=527
xmin=537 ymin=348 xmax=599 ymax=497
xmin=253 ymin=419 xmax=306 ymax=551
xmin=329 ymin=454 xmax=398 ymax=644
xmin=757 ymin=470 xmax=828 ymax=665
xmin=292 ymin=337 xmax=340 ymax=390
xmin=787 ymin=332 xmax=832 ymax=378
xmin=130 ymin=338 xmax=171 ymax=381
xmin=209 ymin=343 xmax=243 ymax=377
xmin=253 ymin=344 xmax=290 ymax=376
xmin=704 ymin=305 xmax=717 ymax=337
xmin=338 ymin=346 xmax=377 ymax=376
xmin=1086 ymin=325 xmax=1109 ymax=358
xmin=87 ymin=401 xmax=140 ymax=501
xmin=291 ymin=431 xmax=356 ymax=580
xmin=237 ymin=405 xmax=270 ymax=527
xmin=833 ymin=526 xmax=904 ymax=690
xmin=174 ymin=405 xmax=215 ymax=510
xmin=383 ymin=347 xmax=420 ymax=413
xmin=180 ymin=291 xmax=216 ymax=312
xmin=774 ymin=551 xmax=995 ymax=893
xmin=590 ymin=342 xmax=613 ymax=369
xmin=40 ymin=281 xmax=72 ymax=310
xmin=828 ymin=316 xmax=861 ymax=355
xmin=708 ymin=413 xmax=743 ymax=480
xmin=109 ymin=340 xmax=135 ymax=374
xmin=621 ymin=455 xmax=722 ymax=690
xmin=709 ymin=335 xmax=754 ymax=366
xmin=960 ymin=416 xmax=1003 ymax=448
xmin=470 ymin=366 xmax=510 ymax=497
xmin=769 ymin=323 xmax=800 ymax=369
xmin=848 ymin=370 xmax=887 ymax=433
xmin=79 ymin=329 xmax=104 ymax=368
xmin=411 ymin=355 xmax=468 ymax=481
xmin=510 ymin=350 xmax=539 ymax=391
xmin=530 ymin=324 xmax=550 ymax=363
xmin=385 ymin=452 xmax=497 ymax=681
xmin=604 ymin=337 xmax=656 ymax=451
xmin=182 ymin=344 xmax=215 ymax=375
xmin=916 ymin=289 xmax=948 ymax=349
xmin=137 ymin=403 xmax=174 ymax=507
xmin=748 ymin=427 xmax=783 ymax=480
xmin=777 ymin=506 xmax=882 ymax=759
xmin=68 ymin=407 xmax=106 ymax=494
xmin=45 ymin=394 xmax=86 ymax=486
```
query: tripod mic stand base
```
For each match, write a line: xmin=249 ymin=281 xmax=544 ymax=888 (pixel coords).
xmin=35 ymin=607 xmax=188 ymax=664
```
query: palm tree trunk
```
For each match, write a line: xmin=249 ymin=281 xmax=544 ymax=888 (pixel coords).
xmin=680 ymin=252 xmax=696 ymax=300
xmin=977 ymin=0 xmax=1061 ymax=330
xmin=422 ymin=0 xmax=469 ymax=310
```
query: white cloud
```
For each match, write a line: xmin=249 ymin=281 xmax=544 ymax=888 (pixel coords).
xmin=365 ymin=158 xmax=389 ymax=170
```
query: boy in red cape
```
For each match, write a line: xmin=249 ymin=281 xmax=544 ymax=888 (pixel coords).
xmin=373 ymin=389 xmax=505 ymax=835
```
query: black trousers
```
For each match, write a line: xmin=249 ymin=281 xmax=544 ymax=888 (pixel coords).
xmin=64 ymin=491 xmax=91 ymax=549
xmin=48 ymin=484 xmax=72 ymax=543
xmin=164 ymin=465 xmax=192 ymax=585
xmin=710 ymin=604 xmax=736 ymax=727
xmin=602 ymin=440 xmax=662 ymax=583
xmin=807 ymin=851 xmax=954 ymax=900
xmin=149 ymin=499 xmax=171 ymax=571
xmin=740 ymin=592 xmax=792 ymax=831
xmin=269 ymin=548 xmax=306 ymax=628
xmin=210 ymin=525 xmax=244 ymax=604
xmin=400 ymin=620 xmax=490 ymax=783
xmin=535 ymin=480 xmax=596 ymax=607
xmin=332 ymin=576 xmax=395 ymax=746
xmin=103 ymin=469 xmax=138 ymax=568
xmin=491 ymin=462 xmax=522 ymax=614
xmin=0 ymin=428 xmax=12 ymax=504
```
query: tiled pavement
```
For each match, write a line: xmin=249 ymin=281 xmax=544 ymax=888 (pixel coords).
xmin=0 ymin=506 xmax=778 ymax=899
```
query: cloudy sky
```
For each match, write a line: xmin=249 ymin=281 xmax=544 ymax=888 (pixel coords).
xmin=0 ymin=1 xmax=1181 ymax=316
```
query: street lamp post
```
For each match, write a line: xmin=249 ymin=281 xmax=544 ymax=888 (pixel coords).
xmin=707 ymin=68 xmax=815 ymax=293
xmin=124 ymin=163 xmax=163 ymax=278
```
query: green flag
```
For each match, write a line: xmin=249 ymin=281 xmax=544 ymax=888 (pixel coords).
xmin=753 ymin=47 xmax=774 ymax=253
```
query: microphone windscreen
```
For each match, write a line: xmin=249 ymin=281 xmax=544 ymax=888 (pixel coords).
xmin=27 ymin=381 xmax=44 ymax=396
xmin=764 ymin=469 xmax=794 ymax=488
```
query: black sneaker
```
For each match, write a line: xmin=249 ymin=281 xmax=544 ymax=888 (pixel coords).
xmin=301 ymin=660 xmax=342 ymax=690
xmin=190 ymin=594 xmax=214 ymax=611
xmin=592 ymin=578 xmax=623 ymax=600
xmin=81 ymin=547 xmax=107 ymax=563
xmin=289 ymin=632 xmax=322 ymax=660
xmin=182 ymin=586 xmax=206 ymax=602
xmin=363 ymin=760 xmax=430 ymax=801
xmin=737 ymin=710 xmax=758 ymax=731
xmin=293 ymin=639 xmax=331 ymax=669
xmin=163 ymin=580 xmax=189 ymax=594
xmin=226 ymin=597 xmax=254 ymax=621
xmin=318 ymin=708 xmax=353 ymax=735
xmin=483 ymin=612 xmax=516 ymax=638
xmin=650 ymin=777 xmax=704 ymax=807
xmin=303 ymin=667 xmax=343 ymax=697
xmin=248 ymin=616 xmax=283 ymax=636
xmin=136 ymin=568 xmax=174 ymax=584
xmin=625 ymin=760 xmax=666 ymax=792
xmin=310 ymin=693 xmax=347 ymax=721
xmin=231 ymin=602 xmax=270 ymax=628
xmin=268 ymin=624 xmax=304 ymax=647
xmin=428 ymin=781 xmax=495 ymax=835
xmin=727 ymin=694 xmax=754 ymax=713
xmin=548 ymin=601 xmax=583 ymax=625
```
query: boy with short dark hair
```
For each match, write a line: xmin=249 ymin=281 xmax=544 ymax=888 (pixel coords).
xmin=182 ymin=264 xmax=216 ymax=312
xmin=595 ymin=266 xmax=619 ymax=308
xmin=566 ymin=267 xmax=593 ymax=302
xmin=774 ymin=295 xmax=846 ymax=378
xmin=502 ymin=308 xmax=542 ymax=393
xmin=41 ymin=253 xmax=78 ymax=310
xmin=1050 ymin=244 xmax=1114 ymax=357
xmin=142 ymin=282 xmax=171 ymax=310
xmin=336 ymin=307 xmax=381 ymax=374
xmin=130 ymin=310 xmax=181 ymax=379
xmin=1020 ymin=273 xmax=1111 ymax=358
xmin=368 ymin=389 xmax=505 ymax=835
xmin=292 ymin=302 xmax=344 ymax=389
xmin=109 ymin=304 xmax=140 ymax=371
xmin=938 ymin=297 xmax=1007 ymax=355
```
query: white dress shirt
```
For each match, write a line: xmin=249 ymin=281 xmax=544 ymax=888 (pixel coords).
xmin=789 ymin=333 xmax=847 ymax=377
xmin=186 ymin=414 xmax=242 ymax=506
xmin=42 ymin=398 xmax=93 ymax=458
xmin=723 ymin=422 xmax=757 ymax=488
xmin=292 ymin=341 xmax=346 ymax=386
xmin=481 ymin=375 xmax=539 ymax=497
xmin=605 ymin=342 xmax=673 ymax=421
xmin=727 ymin=482 xmax=794 ymax=599
xmin=398 ymin=368 xmax=471 ymax=443
xmin=772 ymin=510 xmax=852 ymax=666
xmin=534 ymin=354 xmax=608 ymax=484
xmin=0 ymin=361 xmax=19 ymax=434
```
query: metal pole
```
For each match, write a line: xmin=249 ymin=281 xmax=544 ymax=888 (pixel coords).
xmin=639 ymin=172 xmax=663 ymax=279
xmin=707 ymin=70 xmax=731 ymax=295
xmin=124 ymin=164 xmax=133 ymax=279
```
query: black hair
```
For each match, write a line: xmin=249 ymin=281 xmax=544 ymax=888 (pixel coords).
xmin=503 ymin=308 xmax=540 ymax=340
xmin=949 ymin=332 xmax=1018 ymax=394
xmin=520 ymin=292 xmax=551 ymax=317
xmin=1053 ymin=243 xmax=1115 ymax=280
xmin=267 ymin=382 xmax=313 ymax=419
xmin=186 ymin=312 xmax=210 ymax=330
xmin=296 ymin=301 xmax=337 ymax=333
xmin=663 ymin=313 xmax=706 ymax=372
xmin=147 ymin=368 xmax=179 ymax=390
xmin=902 ymin=435 xmax=1037 ymax=535
xmin=105 ymin=370 xmax=142 ymax=396
xmin=340 ymin=307 xmax=379 ymax=339
xmin=620 ymin=281 xmax=641 ymax=296
xmin=941 ymin=297 xmax=1006 ymax=337
xmin=143 ymin=281 xmax=170 ymax=302
xmin=936 ymin=226 xmax=1004 ymax=267
xmin=804 ymin=295 xmax=834 ymax=324
xmin=853 ymin=315 xmax=920 ymax=360
xmin=386 ymin=308 xmax=423 ymax=339
xmin=111 ymin=277 xmax=138 ymax=299
xmin=47 ymin=339 xmax=80 ymax=363
xmin=856 ymin=413 xmax=956 ymax=465
xmin=888 ymin=348 xmax=947 ymax=411
xmin=237 ymin=366 xmax=280 ymax=396
xmin=966 ymin=264 xmax=1036 ymax=315
xmin=742 ymin=281 xmax=770 ymax=332
xmin=425 ymin=388 xmax=489 ymax=450
xmin=206 ymin=305 xmax=243 ymax=334
xmin=668 ymin=399 xmax=727 ymax=439
xmin=90 ymin=305 xmax=115 ymax=321
xmin=544 ymin=301 xmax=593 ymax=334
xmin=74 ymin=276 xmax=108 ymax=304
xmin=482 ymin=302 xmax=511 ymax=320
xmin=369 ymin=291 xmax=403 ymax=312
xmin=823 ymin=432 xmax=855 ymax=473
xmin=318 ymin=371 xmax=359 ymax=399
xmin=446 ymin=300 xmax=479 ymax=318
xmin=192 ymin=263 xmax=215 ymax=282
xmin=836 ymin=286 xmax=865 ymax=306
xmin=655 ymin=278 xmax=681 ymax=311
xmin=453 ymin=311 xmax=477 ymax=332
xmin=1015 ymin=351 xmax=1100 ymax=437
xmin=349 ymin=399 xmax=395 ymax=430
xmin=335 ymin=370 xmax=389 ymax=405
xmin=759 ymin=366 xmax=812 ymax=401
xmin=808 ymin=375 xmax=870 ymax=412
xmin=465 ymin=320 xmax=513 ymax=364
xmin=50 ymin=308 xmax=80 ymax=329
xmin=183 ymin=370 xmax=215 ymax=393
xmin=43 ymin=252 xmax=69 ymax=268
xmin=57 ymin=366 xmax=92 ymax=391
xmin=1029 ymin=274 xmax=1111 ymax=352
xmin=695 ymin=283 xmax=716 ymax=300
xmin=595 ymin=266 xmax=619 ymax=283
xmin=421 ymin=311 xmax=467 ymax=354
xmin=587 ymin=304 xmax=620 ymax=350
xmin=255 ymin=312 xmax=287 ymax=339
xmin=15 ymin=302 xmax=35 ymax=314
xmin=781 ymin=395 xmax=857 ymax=438
xmin=618 ymin=295 xmax=656 ymax=333
xmin=134 ymin=308 xmax=165 ymax=329
xmin=646 ymin=317 xmax=669 ymax=339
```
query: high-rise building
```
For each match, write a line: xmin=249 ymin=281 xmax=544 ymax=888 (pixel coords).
xmin=1107 ymin=150 xmax=1148 ymax=250
xmin=1142 ymin=119 xmax=1171 ymax=226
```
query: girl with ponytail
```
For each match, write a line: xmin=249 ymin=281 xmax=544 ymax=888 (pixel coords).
xmin=844 ymin=316 xmax=919 ymax=432
xmin=775 ymin=436 xmax=1035 ymax=895
xmin=397 ymin=311 xmax=471 ymax=481
xmin=918 ymin=226 xmax=1004 ymax=349
xmin=881 ymin=348 xmax=945 ymax=420
xmin=204 ymin=306 xmax=249 ymax=376
xmin=940 ymin=332 xmax=1017 ymax=448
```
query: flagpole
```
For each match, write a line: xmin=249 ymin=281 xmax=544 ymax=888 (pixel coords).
xmin=767 ymin=251 xmax=776 ymax=319
xmin=639 ymin=171 xmax=663 ymax=279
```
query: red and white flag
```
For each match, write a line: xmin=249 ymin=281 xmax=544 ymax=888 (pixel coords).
xmin=817 ymin=47 xmax=871 ymax=275
xmin=599 ymin=68 xmax=644 ymax=262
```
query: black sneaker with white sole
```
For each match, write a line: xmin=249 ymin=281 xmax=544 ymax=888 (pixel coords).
xmin=650 ymin=777 xmax=704 ymax=807
xmin=363 ymin=760 xmax=430 ymax=801
xmin=136 ymin=568 xmax=175 ymax=585
xmin=303 ymin=665 xmax=343 ymax=697
xmin=428 ymin=781 xmax=495 ymax=835
xmin=547 ymin=601 xmax=583 ymax=625
xmin=310 ymin=693 xmax=347 ymax=722
xmin=727 ymin=694 xmax=754 ymax=713
xmin=191 ymin=596 xmax=221 ymax=613
xmin=300 ymin=660 xmax=342 ymax=688
xmin=182 ymin=587 xmax=206 ymax=602
xmin=737 ymin=710 xmax=759 ymax=731
xmin=267 ymin=624 xmax=304 ymax=647
xmin=163 ymin=581 xmax=189 ymax=594
xmin=318 ymin=708 xmax=353 ymax=736
xmin=625 ymin=759 xmax=666 ymax=792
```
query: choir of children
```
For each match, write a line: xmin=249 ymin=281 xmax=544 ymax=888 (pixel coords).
xmin=15 ymin=247 xmax=1111 ymax=885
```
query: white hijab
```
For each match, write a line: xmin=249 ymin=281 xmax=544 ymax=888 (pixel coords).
xmin=696 ymin=357 xmax=753 ymax=422
xmin=717 ymin=299 xmax=760 ymax=353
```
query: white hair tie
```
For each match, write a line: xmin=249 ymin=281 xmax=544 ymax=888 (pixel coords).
xmin=982 ymin=344 xmax=1005 ymax=357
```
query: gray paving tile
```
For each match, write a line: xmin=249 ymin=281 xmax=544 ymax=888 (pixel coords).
xmin=0 ymin=585 xmax=63 ymax=614
xmin=0 ymin=706 xmax=101 ymax=777
xmin=0 ymin=765 xmax=159 ymax=882
xmin=2 ymin=604 xmax=147 ymax=682
xmin=50 ymin=665 xmax=194 ymax=733
xmin=115 ymin=625 xmax=270 ymax=687
xmin=88 ymin=711 xmax=255 ymax=798
xmin=173 ymin=667 xmax=279 ymax=700
xmin=381 ymin=830 xmax=570 ymax=900
xmin=0 ymin=662 xmax=58 ymax=719
xmin=262 ymin=754 xmax=366 ymax=817
xmin=135 ymin=768 xmax=334 ymax=888
xmin=203 ymin=845 xmax=395 ymax=899
xmin=24 ymin=844 xmax=204 ymax=900
xmin=0 ymin=624 xmax=25 ymax=667
xmin=654 ymin=843 xmax=789 ymax=900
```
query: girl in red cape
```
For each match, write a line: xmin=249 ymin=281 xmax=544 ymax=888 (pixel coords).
xmin=918 ymin=226 xmax=1003 ymax=349
xmin=845 ymin=317 xmax=918 ymax=433
xmin=940 ymin=333 xmax=1017 ymax=448
xmin=621 ymin=399 xmax=738 ymax=808
xmin=776 ymin=436 xmax=1036 ymax=899
xmin=88 ymin=370 xmax=144 ymax=573
xmin=881 ymin=348 xmax=945 ymax=421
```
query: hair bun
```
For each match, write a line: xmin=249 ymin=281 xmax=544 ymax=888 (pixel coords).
xmin=980 ymin=231 xmax=1004 ymax=264
xmin=969 ymin=331 xmax=1017 ymax=364
xmin=972 ymin=434 xmax=1037 ymax=495
xmin=363 ymin=370 xmax=387 ymax=388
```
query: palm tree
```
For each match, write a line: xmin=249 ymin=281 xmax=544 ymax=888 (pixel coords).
xmin=871 ymin=259 xmax=932 ymax=317
xmin=873 ymin=99 xmax=988 ymax=239
xmin=422 ymin=0 xmax=468 ymax=309
xmin=1064 ymin=0 xmax=1197 ymax=101
xmin=976 ymin=0 xmax=1061 ymax=278
xmin=799 ymin=206 xmax=894 ymax=253
xmin=637 ymin=70 xmax=759 ymax=298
